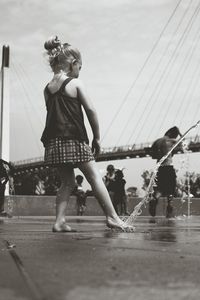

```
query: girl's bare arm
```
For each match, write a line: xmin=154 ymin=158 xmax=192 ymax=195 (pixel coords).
xmin=75 ymin=79 xmax=101 ymax=156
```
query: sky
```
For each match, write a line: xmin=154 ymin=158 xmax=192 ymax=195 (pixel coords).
xmin=0 ymin=0 xmax=200 ymax=190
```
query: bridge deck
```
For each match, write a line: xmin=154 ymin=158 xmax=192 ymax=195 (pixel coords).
xmin=13 ymin=136 xmax=200 ymax=170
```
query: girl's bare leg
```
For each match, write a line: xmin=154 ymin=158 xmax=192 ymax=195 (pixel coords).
xmin=78 ymin=160 xmax=134 ymax=231
xmin=53 ymin=165 xmax=76 ymax=232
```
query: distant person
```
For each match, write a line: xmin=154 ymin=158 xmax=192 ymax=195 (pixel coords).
xmin=149 ymin=126 xmax=182 ymax=218
xmin=103 ymin=164 xmax=115 ymax=203
xmin=74 ymin=175 xmax=87 ymax=216
xmin=41 ymin=36 xmax=134 ymax=232
xmin=0 ymin=159 xmax=11 ymax=217
xmin=44 ymin=174 xmax=58 ymax=195
xmin=21 ymin=173 xmax=35 ymax=195
xmin=34 ymin=175 xmax=45 ymax=195
xmin=113 ymin=169 xmax=130 ymax=216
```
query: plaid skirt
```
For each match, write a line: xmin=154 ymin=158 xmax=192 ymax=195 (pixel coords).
xmin=44 ymin=137 xmax=94 ymax=166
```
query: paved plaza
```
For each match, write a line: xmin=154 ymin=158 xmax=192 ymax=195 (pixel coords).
xmin=0 ymin=215 xmax=200 ymax=300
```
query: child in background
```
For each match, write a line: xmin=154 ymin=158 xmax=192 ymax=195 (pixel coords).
xmin=103 ymin=164 xmax=115 ymax=204
xmin=74 ymin=175 xmax=87 ymax=216
xmin=113 ymin=169 xmax=130 ymax=216
xmin=41 ymin=36 xmax=134 ymax=232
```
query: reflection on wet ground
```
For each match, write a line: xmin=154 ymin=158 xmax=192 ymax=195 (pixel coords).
xmin=1 ymin=215 xmax=200 ymax=244
xmin=0 ymin=215 xmax=200 ymax=248
xmin=146 ymin=220 xmax=177 ymax=242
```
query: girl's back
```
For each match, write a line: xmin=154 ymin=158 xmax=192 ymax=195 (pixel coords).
xmin=47 ymin=75 xmax=79 ymax=98
xmin=41 ymin=77 xmax=89 ymax=147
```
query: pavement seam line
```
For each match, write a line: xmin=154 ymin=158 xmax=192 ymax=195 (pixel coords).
xmin=3 ymin=239 xmax=47 ymax=300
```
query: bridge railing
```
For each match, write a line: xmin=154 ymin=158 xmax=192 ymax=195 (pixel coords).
xmin=13 ymin=134 xmax=199 ymax=168
xmin=100 ymin=142 xmax=152 ymax=154
xmin=13 ymin=142 xmax=153 ymax=166
xmin=14 ymin=156 xmax=44 ymax=166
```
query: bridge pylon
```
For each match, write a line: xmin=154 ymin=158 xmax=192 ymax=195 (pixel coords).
xmin=0 ymin=45 xmax=10 ymax=162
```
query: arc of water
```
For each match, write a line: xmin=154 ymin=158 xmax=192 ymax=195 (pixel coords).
xmin=125 ymin=120 xmax=200 ymax=225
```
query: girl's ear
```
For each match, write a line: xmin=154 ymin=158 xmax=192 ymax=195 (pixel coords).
xmin=70 ymin=59 xmax=77 ymax=71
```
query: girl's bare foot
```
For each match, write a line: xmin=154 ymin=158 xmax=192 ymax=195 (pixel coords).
xmin=52 ymin=223 xmax=77 ymax=233
xmin=106 ymin=217 xmax=135 ymax=232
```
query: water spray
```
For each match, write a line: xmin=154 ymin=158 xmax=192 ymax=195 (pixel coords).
xmin=125 ymin=120 xmax=200 ymax=225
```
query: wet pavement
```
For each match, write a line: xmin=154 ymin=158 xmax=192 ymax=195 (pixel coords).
xmin=0 ymin=215 xmax=200 ymax=300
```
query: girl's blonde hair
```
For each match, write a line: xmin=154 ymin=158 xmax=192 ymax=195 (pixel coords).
xmin=44 ymin=36 xmax=82 ymax=71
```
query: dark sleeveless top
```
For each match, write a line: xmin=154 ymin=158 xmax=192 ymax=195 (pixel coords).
xmin=41 ymin=78 xmax=89 ymax=147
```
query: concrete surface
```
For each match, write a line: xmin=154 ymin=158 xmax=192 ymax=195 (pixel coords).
xmin=0 ymin=215 xmax=200 ymax=300
xmin=4 ymin=195 xmax=200 ymax=217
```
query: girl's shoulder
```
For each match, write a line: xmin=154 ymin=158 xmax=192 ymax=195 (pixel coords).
xmin=63 ymin=78 xmax=85 ymax=99
xmin=70 ymin=78 xmax=85 ymax=90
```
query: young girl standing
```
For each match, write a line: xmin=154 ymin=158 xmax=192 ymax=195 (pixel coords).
xmin=41 ymin=36 xmax=134 ymax=232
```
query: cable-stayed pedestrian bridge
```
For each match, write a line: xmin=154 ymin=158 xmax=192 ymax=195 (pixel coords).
xmin=13 ymin=134 xmax=200 ymax=172
xmin=1 ymin=0 xmax=200 ymax=170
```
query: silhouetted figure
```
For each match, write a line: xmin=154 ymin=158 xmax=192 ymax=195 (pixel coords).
xmin=0 ymin=159 xmax=10 ymax=217
xmin=74 ymin=175 xmax=87 ymax=216
xmin=21 ymin=173 xmax=35 ymax=195
xmin=113 ymin=169 xmax=129 ymax=216
xmin=103 ymin=164 xmax=115 ymax=204
xmin=149 ymin=126 xmax=182 ymax=218
xmin=44 ymin=174 xmax=58 ymax=195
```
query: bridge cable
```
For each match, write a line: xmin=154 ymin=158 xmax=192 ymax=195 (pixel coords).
xmin=126 ymin=0 xmax=200 ymax=146
xmin=166 ymin=46 xmax=200 ymax=133
xmin=11 ymin=56 xmax=44 ymax=100
xmin=100 ymin=0 xmax=183 ymax=144
xmin=11 ymin=66 xmax=42 ymax=157
xmin=11 ymin=63 xmax=43 ymax=156
xmin=114 ymin=0 xmax=194 ymax=146
xmin=176 ymin=35 xmax=200 ymax=131
xmin=149 ymin=17 xmax=200 ymax=140
xmin=185 ymin=71 xmax=200 ymax=138
xmin=11 ymin=62 xmax=43 ymax=136
xmin=11 ymin=61 xmax=44 ymax=127
xmin=156 ymin=55 xmax=200 ymax=139
xmin=126 ymin=0 xmax=200 ymax=145
xmin=153 ymin=1 xmax=200 ymax=137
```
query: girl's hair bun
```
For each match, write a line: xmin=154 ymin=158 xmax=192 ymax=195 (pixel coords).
xmin=44 ymin=36 xmax=61 ymax=51
xmin=44 ymin=35 xmax=81 ymax=71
